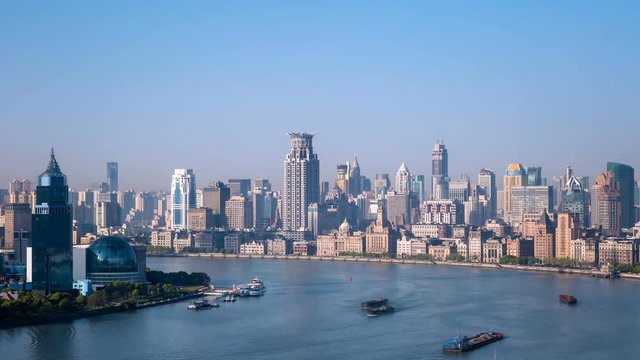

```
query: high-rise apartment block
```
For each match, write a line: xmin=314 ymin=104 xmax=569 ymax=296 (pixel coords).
xmin=170 ymin=169 xmax=196 ymax=230
xmin=591 ymin=172 xmax=622 ymax=236
xmin=282 ymin=133 xmax=320 ymax=231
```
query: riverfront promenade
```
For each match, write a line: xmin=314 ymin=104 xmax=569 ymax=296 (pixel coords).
xmin=149 ymin=253 xmax=638 ymax=280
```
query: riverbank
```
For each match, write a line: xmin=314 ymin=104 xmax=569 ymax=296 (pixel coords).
xmin=149 ymin=253 xmax=635 ymax=280
xmin=0 ymin=291 xmax=203 ymax=330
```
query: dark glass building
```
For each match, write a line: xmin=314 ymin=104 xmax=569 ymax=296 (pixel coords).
xmin=607 ymin=162 xmax=635 ymax=229
xmin=525 ymin=166 xmax=543 ymax=186
xmin=107 ymin=162 xmax=118 ymax=192
xmin=32 ymin=150 xmax=73 ymax=293
xmin=86 ymin=236 xmax=142 ymax=286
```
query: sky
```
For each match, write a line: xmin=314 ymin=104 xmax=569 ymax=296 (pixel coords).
xmin=1 ymin=1 xmax=639 ymax=191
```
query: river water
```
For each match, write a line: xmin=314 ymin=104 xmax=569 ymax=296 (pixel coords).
xmin=1 ymin=257 xmax=639 ymax=359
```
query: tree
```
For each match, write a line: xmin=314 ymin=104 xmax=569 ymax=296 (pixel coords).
xmin=58 ymin=298 xmax=74 ymax=312
xmin=75 ymin=295 xmax=86 ymax=307
xmin=87 ymin=290 xmax=107 ymax=308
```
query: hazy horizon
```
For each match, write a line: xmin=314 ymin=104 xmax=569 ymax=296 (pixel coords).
xmin=2 ymin=1 xmax=639 ymax=191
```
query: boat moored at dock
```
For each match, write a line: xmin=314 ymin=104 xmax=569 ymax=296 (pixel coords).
xmin=442 ymin=331 xmax=504 ymax=353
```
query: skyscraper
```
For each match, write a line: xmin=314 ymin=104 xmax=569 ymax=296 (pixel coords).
xmin=395 ymin=162 xmax=411 ymax=195
xmin=503 ymin=163 xmax=527 ymax=223
xmin=107 ymin=162 xmax=118 ymax=192
xmin=282 ymin=133 xmax=320 ymax=231
xmin=478 ymin=169 xmax=497 ymax=220
xmin=555 ymin=212 xmax=580 ymax=259
xmin=228 ymin=179 xmax=252 ymax=197
xmin=591 ymin=172 xmax=622 ymax=236
xmin=170 ymin=169 xmax=196 ymax=230
xmin=411 ymin=174 xmax=426 ymax=202
xmin=31 ymin=150 xmax=73 ymax=293
xmin=607 ymin=162 xmax=635 ymax=229
xmin=431 ymin=142 xmax=448 ymax=200
xmin=335 ymin=164 xmax=349 ymax=194
xmin=524 ymin=166 xmax=543 ymax=186
xmin=560 ymin=172 xmax=589 ymax=228
xmin=348 ymin=156 xmax=361 ymax=197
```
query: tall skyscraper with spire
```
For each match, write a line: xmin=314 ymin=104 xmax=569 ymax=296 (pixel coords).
xmin=431 ymin=142 xmax=448 ymax=200
xmin=31 ymin=149 xmax=73 ymax=293
xmin=348 ymin=156 xmax=361 ymax=196
xmin=282 ymin=133 xmax=320 ymax=231
xmin=395 ymin=162 xmax=411 ymax=195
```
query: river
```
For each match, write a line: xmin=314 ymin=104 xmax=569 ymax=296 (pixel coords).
xmin=1 ymin=257 xmax=639 ymax=359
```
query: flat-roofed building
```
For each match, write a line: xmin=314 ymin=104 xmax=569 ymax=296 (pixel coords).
xmin=483 ymin=238 xmax=506 ymax=263
xmin=429 ymin=244 xmax=456 ymax=261
xmin=506 ymin=238 xmax=534 ymax=258
xmin=396 ymin=236 xmax=428 ymax=258
xmin=240 ymin=241 xmax=265 ymax=255
xmin=598 ymin=239 xmax=638 ymax=266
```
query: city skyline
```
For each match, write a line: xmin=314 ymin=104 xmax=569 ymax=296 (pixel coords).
xmin=1 ymin=2 xmax=639 ymax=190
xmin=0 ymin=140 xmax=637 ymax=193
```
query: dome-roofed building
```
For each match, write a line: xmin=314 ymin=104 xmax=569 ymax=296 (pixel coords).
xmin=78 ymin=236 xmax=145 ymax=286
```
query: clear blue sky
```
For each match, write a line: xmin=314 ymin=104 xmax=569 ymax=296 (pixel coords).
xmin=1 ymin=1 xmax=638 ymax=191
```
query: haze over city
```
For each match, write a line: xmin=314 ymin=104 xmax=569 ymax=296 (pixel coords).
xmin=2 ymin=1 xmax=639 ymax=190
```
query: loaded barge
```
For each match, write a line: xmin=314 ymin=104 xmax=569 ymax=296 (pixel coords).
xmin=442 ymin=331 xmax=504 ymax=353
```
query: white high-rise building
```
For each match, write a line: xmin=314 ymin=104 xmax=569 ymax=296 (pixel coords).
xmin=282 ymin=133 xmax=320 ymax=231
xmin=170 ymin=169 xmax=196 ymax=230
xmin=395 ymin=162 xmax=411 ymax=195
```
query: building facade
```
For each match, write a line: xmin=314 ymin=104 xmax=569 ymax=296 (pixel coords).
xmin=170 ymin=169 xmax=196 ymax=230
xmin=282 ymin=133 xmax=320 ymax=231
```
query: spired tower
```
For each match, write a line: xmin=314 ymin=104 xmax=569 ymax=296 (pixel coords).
xmin=395 ymin=162 xmax=411 ymax=195
xmin=31 ymin=149 xmax=73 ymax=294
xmin=282 ymin=133 xmax=320 ymax=231
xmin=348 ymin=156 xmax=361 ymax=197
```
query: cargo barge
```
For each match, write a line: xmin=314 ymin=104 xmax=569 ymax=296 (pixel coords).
xmin=559 ymin=294 xmax=577 ymax=305
xmin=442 ymin=331 xmax=504 ymax=353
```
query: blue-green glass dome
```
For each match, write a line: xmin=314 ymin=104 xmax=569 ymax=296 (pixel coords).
xmin=88 ymin=236 xmax=137 ymax=273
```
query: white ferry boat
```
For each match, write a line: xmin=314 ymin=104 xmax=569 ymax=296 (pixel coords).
xmin=240 ymin=277 xmax=267 ymax=297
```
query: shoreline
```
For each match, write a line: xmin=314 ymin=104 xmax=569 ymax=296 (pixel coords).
xmin=148 ymin=253 xmax=636 ymax=280
xmin=0 ymin=292 xmax=203 ymax=330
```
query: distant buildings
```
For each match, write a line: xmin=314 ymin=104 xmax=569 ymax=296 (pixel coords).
xmin=508 ymin=186 xmax=552 ymax=227
xmin=227 ymin=179 xmax=251 ymax=197
xmin=421 ymin=200 xmax=463 ymax=225
xmin=317 ymin=219 xmax=365 ymax=256
xmin=282 ymin=133 xmax=320 ymax=231
xmin=365 ymin=206 xmax=399 ymax=256
xmin=411 ymin=174 xmax=426 ymax=202
xmin=170 ymin=169 xmax=196 ymax=230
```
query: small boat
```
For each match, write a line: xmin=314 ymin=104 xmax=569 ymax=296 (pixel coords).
xmin=188 ymin=299 xmax=219 ymax=310
xmin=239 ymin=277 xmax=267 ymax=297
xmin=361 ymin=298 xmax=388 ymax=310
xmin=224 ymin=294 xmax=237 ymax=302
xmin=442 ymin=331 xmax=504 ymax=353
xmin=559 ymin=294 xmax=577 ymax=305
